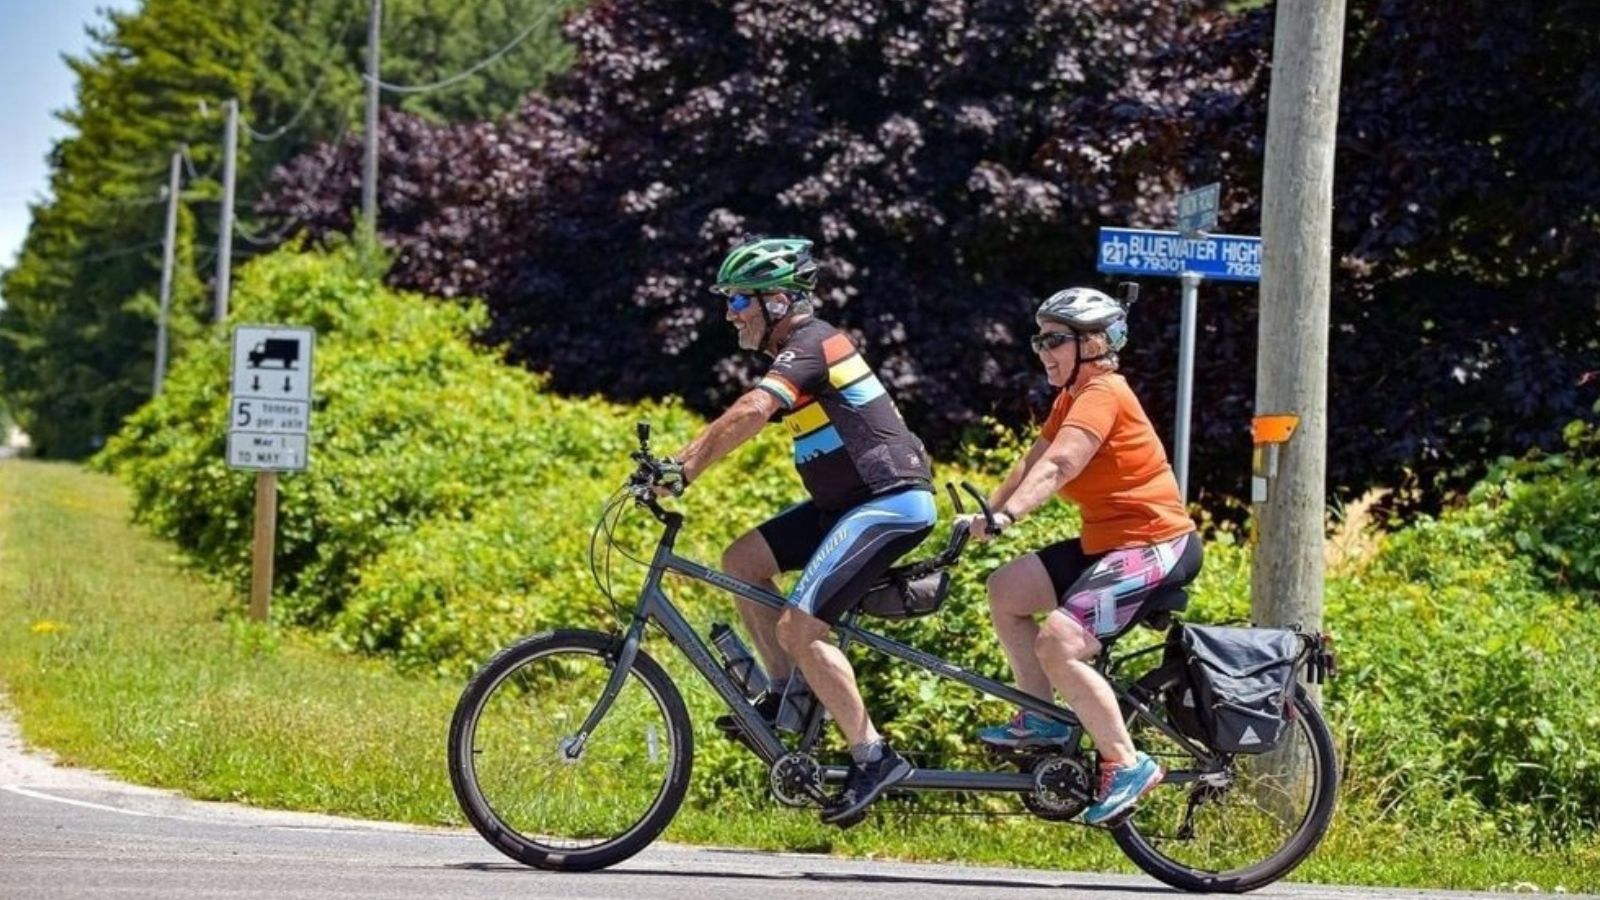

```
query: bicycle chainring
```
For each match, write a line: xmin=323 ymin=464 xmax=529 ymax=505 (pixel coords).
xmin=769 ymin=752 xmax=826 ymax=808
xmin=1023 ymin=755 xmax=1094 ymax=822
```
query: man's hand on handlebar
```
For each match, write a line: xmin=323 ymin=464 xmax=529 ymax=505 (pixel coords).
xmin=649 ymin=456 xmax=689 ymax=498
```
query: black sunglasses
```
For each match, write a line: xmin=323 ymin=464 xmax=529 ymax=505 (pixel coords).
xmin=1030 ymin=331 xmax=1077 ymax=353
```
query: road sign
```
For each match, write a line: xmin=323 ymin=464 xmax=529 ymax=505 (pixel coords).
xmin=1096 ymin=227 xmax=1262 ymax=283
xmin=227 ymin=432 xmax=308 ymax=471
xmin=229 ymin=325 xmax=314 ymax=472
xmin=1177 ymin=183 xmax=1220 ymax=236
xmin=232 ymin=326 xmax=314 ymax=402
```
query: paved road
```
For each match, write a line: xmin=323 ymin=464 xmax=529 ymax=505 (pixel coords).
xmin=1 ymin=708 xmax=1591 ymax=900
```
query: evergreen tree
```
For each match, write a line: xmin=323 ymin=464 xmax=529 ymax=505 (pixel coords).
xmin=0 ymin=0 xmax=577 ymax=458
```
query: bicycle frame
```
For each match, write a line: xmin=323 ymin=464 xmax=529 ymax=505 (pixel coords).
xmin=574 ymin=502 xmax=1218 ymax=795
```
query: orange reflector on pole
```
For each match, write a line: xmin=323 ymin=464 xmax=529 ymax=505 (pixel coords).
xmin=1251 ymin=414 xmax=1300 ymax=445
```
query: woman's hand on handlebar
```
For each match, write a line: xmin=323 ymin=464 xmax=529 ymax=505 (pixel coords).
xmin=960 ymin=506 xmax=1015 ymax=542
xmin=960 ymin=512 xmax=998 ymax=543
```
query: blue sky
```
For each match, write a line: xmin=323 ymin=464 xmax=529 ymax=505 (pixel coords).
xmin=0 ymin=1 xmax=139 ymax=279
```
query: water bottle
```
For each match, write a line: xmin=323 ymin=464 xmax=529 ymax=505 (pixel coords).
xmin=710 ymin=623 xmax=769 ymax=699
xmin=775 ymin=674 xmax=817 ymax=734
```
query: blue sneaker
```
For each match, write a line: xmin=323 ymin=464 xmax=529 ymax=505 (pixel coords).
xmin=977 ymin=711 xmax=1073 ymax=748
xmin=1083 ymin=751 xmax=1164 ymax=825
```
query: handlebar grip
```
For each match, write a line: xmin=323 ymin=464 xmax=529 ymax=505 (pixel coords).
xmin=945 ymin=482 xmax=966 ymax=515
xmin=947 ymin=518 xmax=971 ymax=559
xmin=959 ymin=481 xmax=999 ymax=534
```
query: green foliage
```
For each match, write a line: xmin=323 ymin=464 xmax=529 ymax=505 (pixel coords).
xmin=379 ymin=0 xmax=583 ymax=122
xmin=98 ymin=245 xmax=672 ymax=625
xmin=1 ymin=0 xmax=577 ymax=459
xmin=1326 ymin=504 xmax=1600 ymax=843
xmin=0 ymin=0 xmax=253 ymax=456
xmin=1468 ymin=414 xmax=1600 ymax=599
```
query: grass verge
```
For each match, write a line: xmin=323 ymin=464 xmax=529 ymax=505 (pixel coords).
xmin=2 ymin=460 xmax=1596 ymax=890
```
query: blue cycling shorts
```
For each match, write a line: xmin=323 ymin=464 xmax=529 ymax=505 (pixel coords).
xmin=756 ymin=488 xmax=937 ymax=623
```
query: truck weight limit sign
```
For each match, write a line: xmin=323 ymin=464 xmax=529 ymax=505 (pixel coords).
xmin=228 ymin=325 xmax=314 ymax=471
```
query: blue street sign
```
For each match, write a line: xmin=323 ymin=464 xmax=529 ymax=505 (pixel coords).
xmin=1096 ymin=227 xmax=1262 ymax=283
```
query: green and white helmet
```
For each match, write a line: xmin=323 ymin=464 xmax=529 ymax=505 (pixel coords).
xmin=1036 ymin=287 xmax=1129 ymax=351
xmin=713 ymin=237 xmax=819 ymax=295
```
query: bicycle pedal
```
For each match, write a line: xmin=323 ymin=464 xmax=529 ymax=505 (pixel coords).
xmin=982 ymin=741 xmax=1068 ymax=766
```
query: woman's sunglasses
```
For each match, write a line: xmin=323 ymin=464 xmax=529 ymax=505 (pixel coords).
xmin=1030 ymin=331 xmax=1077 ymax=353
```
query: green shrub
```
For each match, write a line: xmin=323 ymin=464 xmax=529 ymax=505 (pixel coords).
xmin=1470 ymin=414 xmax=1600 ymax=600
xmin=96 ymin=246 xmax=693 ymax=625
xmin=1325 ymin=505 xmax=1600 ymax=842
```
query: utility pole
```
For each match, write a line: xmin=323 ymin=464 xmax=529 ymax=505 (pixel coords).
xmin=215 ymin=98 xmax=238 ymax=322
xmin=1251 ymin=0 xmax=1348 ymax=632
xmin=362 ymin=0 xmax=382 ymax=247
xmin=153 ymin=149 xmax=183 ymax=395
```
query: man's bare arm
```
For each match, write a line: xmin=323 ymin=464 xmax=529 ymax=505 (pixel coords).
xmin=674 ymin=388 xmax=783 ymax=484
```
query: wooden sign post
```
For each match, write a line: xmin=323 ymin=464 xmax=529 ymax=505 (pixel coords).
xmin=227 ymin=325 xmax=315 ymax=623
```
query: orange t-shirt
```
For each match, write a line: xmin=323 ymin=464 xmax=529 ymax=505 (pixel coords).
xmin=1040 ymin=374 xmax=1194 ymax=554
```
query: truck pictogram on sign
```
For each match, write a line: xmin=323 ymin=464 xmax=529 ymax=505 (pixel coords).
xmin=247 ymin=338 xmax=301 ymax=370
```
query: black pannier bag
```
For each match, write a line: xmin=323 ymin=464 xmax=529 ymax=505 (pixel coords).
xmin=1165 ymin=624 xmax=1303 ymax=754
xmin=859 ymin=570 xmax=951 ymax=619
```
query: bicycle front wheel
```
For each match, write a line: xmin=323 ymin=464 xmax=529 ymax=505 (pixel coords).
xmin=1113 ymin=689 xmax=1339 ymax=893
xmin=448 ymin=629 xmax=693 ymax=871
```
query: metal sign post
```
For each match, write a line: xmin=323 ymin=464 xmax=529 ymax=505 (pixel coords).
xmin=1097 ymin=221 xmax=1261 ymax=500
xmin=227 ymin=325 xmax=315 ymax=622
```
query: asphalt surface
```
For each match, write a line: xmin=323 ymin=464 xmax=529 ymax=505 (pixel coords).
xmin=1 ymin=705 xmax=1593 ymax=900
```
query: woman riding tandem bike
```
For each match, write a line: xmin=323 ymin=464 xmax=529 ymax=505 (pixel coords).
xmin=968 ymin=286 xmax=1202 ymax=826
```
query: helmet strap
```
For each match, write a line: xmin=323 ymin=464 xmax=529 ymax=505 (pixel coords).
xmin=1065 ymin=330 xmax=1114 ymax=390
xmin=758 ymin=292 xmax=803 ymax=355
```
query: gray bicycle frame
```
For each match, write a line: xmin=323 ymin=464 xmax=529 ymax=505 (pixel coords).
xmin=573 ymin=505 xmax=1216 ymax=794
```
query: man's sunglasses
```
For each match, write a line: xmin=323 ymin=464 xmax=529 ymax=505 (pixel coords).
xmin=1030 ymin=331 xmax=1077 ymax=353
xmin=726 ymin=292 xmax=756 ymax=313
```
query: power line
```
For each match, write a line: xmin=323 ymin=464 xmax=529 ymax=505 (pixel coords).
xmin=235 ymin=112 xmax=355 ymax=248
xmin=242 ymin=11 xmax=361 ymax=142
xmin=364 ymin=7 xmax=558 ymax=95
xmin=242 ymin=80 xmax=327 ymax=142
xmin=77 ymin=240 xmax=163 ymax=264
xmin=180 ymin=145 xmax=221 ymax=183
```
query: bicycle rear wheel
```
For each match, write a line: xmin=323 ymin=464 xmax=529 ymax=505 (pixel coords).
xmin=448 ymin=629 xmax=693 ymax=871
xmin=1113 ymin=689 xmax=1339 ymax=893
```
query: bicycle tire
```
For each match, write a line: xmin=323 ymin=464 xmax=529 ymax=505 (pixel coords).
xmin=448 ymin=629 xmax=693 ymax=871
xmin=1112 ymin=689 xmax=1339 ymax=893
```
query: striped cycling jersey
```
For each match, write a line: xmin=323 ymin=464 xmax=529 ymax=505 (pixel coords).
xmin=755 ymin=318 xmax=932 ymax=511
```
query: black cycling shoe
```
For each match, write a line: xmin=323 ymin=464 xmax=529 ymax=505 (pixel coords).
xmin=715 ymin=692 xmax=783 ymax=741
xmin=819 ymin=744 xmax=913 ymax=828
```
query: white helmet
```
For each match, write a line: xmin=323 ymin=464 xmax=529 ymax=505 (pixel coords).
xmin=1035 ymin=287 xmax=1128 ymax=352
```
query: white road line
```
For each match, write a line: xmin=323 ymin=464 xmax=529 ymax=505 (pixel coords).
xmin=2 ymin=783 xmax=469 ymax=836
xmin=2 ymin=784 xmax=157 ymax=817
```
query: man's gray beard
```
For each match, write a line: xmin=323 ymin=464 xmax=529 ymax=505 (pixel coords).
xmin=737 ymin=322 xmax=763 ymax=351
